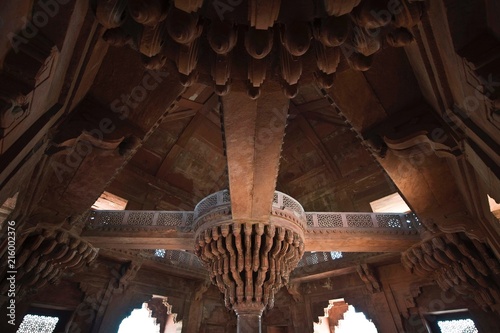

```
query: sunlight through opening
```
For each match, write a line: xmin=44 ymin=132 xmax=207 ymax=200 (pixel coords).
xmin=118 ymin=303 xmax=159 ymax=333
xmin=336 ymin=305 xmax=377 ymax=333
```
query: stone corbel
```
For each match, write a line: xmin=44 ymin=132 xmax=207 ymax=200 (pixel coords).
xmin=113 ymin=258 xmax=144 ymax=294
xmin=0 ymin=95 xmax=30 ymax=140
xmin=383 ymin=132 xmax=456 ymax=159
xmin=194 ymin=279 xmax=211 ymax=301
xmin=285 ymin=282 xmax=303 ymax=302
xmin=362 ymin=105 xmax=461 ymax=160
xmin=356 ymin=264 xmax=382 ymax=293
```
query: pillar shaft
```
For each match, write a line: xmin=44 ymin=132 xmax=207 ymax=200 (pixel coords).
xmin=237 ymin=313 xmax=262 ymax=333
xmin=234 ymin=304 xmax=265 ymax=333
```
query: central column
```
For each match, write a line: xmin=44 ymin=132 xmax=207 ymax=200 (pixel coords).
xmin=234 ymin=303 xmax=265 ymax=333
xmin=194 ymin=86 xmax=304 ymax=333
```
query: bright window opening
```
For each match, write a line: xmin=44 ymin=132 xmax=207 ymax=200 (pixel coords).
xmin=118 ymin=303 xmax=159 ymax=333
xmin=330 ymin=251 xmax=343 ymax=260
xmin=335 ymin=305 xmax=378 ymax=333
xmin=17 ymin=314 xmax=59 ymax=333
xmin=314 ymin=299 xmax=377 ymax=333
xmin=154 ymin=249 xmax=166 ymax=258
xmin=437 ymin=319 xmax=478 ymax=333
xmin=0 ymin=191 xmax=18 ymax=226
xmin=297 ymin=251 xmax=343 ymax=267
xmin=370 ymin=192 xmax=410 ymax=213
xmin=92 ymin=191 xmax=128 ymax=210
xmin=488 ymin=195 xmax=500 ymax=220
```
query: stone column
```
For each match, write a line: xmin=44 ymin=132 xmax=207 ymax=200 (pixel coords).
xmin=234 ymin=303 xmax=265 ymax=333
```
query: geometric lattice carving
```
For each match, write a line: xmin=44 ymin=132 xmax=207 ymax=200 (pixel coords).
xmin=317 ymin=213 xmax=343 ymax=228
xmin=438 ymin=319 xmax=478 ymax=333
xmin=296 ymin=251 xmax=343 ymax=268
xmin=346 ymin=214 xmax=373 ymax=228
xmin=222 ymin=190 xmax=231 ymax=203
xmin=89 ymin=210 xmax=125 ymax=226
xmin=273 ymin=192 xmax=279 ymax=204
xmin=282 ymin=194 xmax=304 ymax=217
xmin=86 ymin=211 xmax=194 ymax=229
xmin=376 ymin=214 xmax=402 ymax=228
xmin=273 ymin=191 xmax=306 ymax=219
xmin=128 ymin=212 xmax=155 ymax=225
xmin=305 ymin=212 xmax=419 ymax=231
xmin=148 ymin=249 xmax=205 ymax=272
xmin=17 ymin=314 xmax=59 ymax=333
xmin=306 ymin=214 xmax=314 ymax=227
xmin=157 ymin=212 xmax=184 ymax=226
xmin=404 ymin=213 xmax=421 ymax=229
xmin=194 ymin=190 xmax=230 ymax=219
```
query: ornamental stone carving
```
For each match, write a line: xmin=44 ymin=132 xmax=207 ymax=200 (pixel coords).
xmin=1 ymin=228 xmax=98 ymax=300
xmin=402 ymin=231 xmax=500 ymax=312
xmin=92 ymin=0 xmax=426 ymax=99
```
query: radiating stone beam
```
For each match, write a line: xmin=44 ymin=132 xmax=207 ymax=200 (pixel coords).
xmin=222 ymin=89 xmax=289 ymax=222
xmin=82 ymin=228 xmax=419 ymax=252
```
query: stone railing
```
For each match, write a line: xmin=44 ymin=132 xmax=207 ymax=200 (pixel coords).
xmin=143 ymin=249 xmax=205 ymax=271
xmin=86 ymin=210 xmax=194 ymax=229
xmin=305 ymin=212 xmax=420 ymax=231
xmin=193 ymin=190 xmax=231 ymax=220
xmin=85 ymin=210 xmax=420 ymax=233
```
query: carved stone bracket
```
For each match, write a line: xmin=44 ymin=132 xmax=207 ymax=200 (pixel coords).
xmin=114 ymin=258 xmax=143 ymax=294
xmin=0 ymin=227 xmax=98 ymax=301
xmin=285 ymin=282 xmax=303 ymax=302
xmin=357 ymin=263 xmax=382 ymax=293
xmin=402 ymin=231 xmax=500 ymax=312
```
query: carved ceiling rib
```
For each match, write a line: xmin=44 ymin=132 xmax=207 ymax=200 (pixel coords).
xmin=222 ymin=88 xmax=289 ymax=221
xmin=293 ymin=112 xmax=342 ymax=180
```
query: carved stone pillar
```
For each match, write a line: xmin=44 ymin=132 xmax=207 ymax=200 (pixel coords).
xmin=234 ymin=304 xmax=264 ymax=333
xmin=193 ymin=191 xmax=306 ymax=331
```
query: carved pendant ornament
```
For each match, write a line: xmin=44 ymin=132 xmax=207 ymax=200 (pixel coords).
xmin=1 ymin=228 xmax=98 ymax=300
xmin=91 ymin=0 xmax=424 ymax=98
xmin=192 ymin=190 xmax=306 ymax=314
xmin=402 ymin=231 xmax=500 ymax=312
